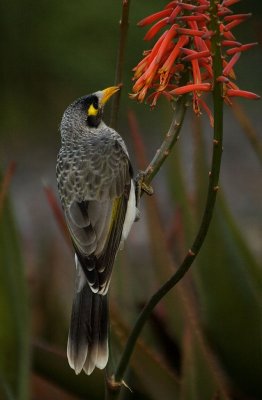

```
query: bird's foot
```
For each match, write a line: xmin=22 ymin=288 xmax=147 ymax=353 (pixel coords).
xmin=134 ymin=171 xmax=154 ymax=221
xmin=135 ymin=170 xmax=154 ymax=197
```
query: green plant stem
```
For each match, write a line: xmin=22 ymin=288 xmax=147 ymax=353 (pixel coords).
xmin=110 ymin=0 xmax=131 ymax=130
xmin=110 ymin=0 xmax=224 ymax=392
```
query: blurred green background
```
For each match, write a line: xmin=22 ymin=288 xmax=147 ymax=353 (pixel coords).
xmin=0 ymin=1 xmax=261 ymax=399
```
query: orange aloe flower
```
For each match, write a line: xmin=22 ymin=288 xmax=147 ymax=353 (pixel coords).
xmin=131 ymin=0 xmax=260 ymax=124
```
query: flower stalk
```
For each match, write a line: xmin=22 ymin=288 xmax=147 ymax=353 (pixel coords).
xmin=106 ymin=1 xmax=259 ymax=398
xmin=112 ymin=0 xmax=225 ymax=391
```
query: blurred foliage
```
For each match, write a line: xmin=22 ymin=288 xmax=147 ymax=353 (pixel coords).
xmin=0 ymin=0 xmax=261 ymax=399
xmin=33 ymin=342 xmax=104 ymax=400
xmin=192 ymin=124 xmax=262 ymax=398
xmin=0 ymin=171 xmax=29 ymax=400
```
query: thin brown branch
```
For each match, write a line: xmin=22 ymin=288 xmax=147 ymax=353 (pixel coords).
xmin=0 ymin=161 xmax=16 ymax=220
xmin=110 ymin=0 xmax=131 ymax=129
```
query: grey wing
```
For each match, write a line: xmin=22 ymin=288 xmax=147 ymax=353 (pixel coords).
xmin=58 ymin=137 xmax=133 ymax=294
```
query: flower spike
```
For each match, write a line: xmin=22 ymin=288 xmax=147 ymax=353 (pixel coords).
xmin=131 ymin=0 xmax=259 ymax=117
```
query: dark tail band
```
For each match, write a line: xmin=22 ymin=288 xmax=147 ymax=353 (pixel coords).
xmin=67 ymin=282 xmax=109 ymax=375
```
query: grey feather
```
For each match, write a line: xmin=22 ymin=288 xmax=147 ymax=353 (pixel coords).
xmin=69 ymin=202 xmax=90 ymax=228
xmin=67 ymin=266 xmax=108 ymax=375
xmin=57 ymin=91 xmax=137 ymax=375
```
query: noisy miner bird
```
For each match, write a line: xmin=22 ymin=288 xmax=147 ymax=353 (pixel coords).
xmin=56 ymin=86 xmax=138 ymax=375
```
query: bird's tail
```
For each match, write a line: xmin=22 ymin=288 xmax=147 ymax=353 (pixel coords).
xmin=67 ymin=269 xmax=109 ymax=375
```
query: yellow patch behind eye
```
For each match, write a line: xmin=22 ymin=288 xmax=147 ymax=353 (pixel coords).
xmin=87 ymin=104 xmax=98 ymax=116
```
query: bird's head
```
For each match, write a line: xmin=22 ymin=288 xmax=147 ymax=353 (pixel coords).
xmin=84 ymin=86 xmax=120 ymax=128
xmin=60 ymin=86 xmax=120 ymax=137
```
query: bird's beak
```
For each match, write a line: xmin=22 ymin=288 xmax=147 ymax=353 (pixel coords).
xmin=101 ymin=86 xmax=120 ymax=105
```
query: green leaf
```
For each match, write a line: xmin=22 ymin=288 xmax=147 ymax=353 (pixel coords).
xmin=111 ymin=309 xmax=180 ymax=400
xmin=133 ymin=140 xmax=231 ymax=399
xmin=0 ymin=191 xmax=30 ymax=400
xmin=179 ymin=327 xmax=231 ymax=400
xmin=194 ymin=197 xmax=262 ymax=399
xmin=33 ymin=342 xmax=104 ymax=399
xmin=0 ymin=378 xmax=16 ymax=400
xmin=192 ymin=125 xmax=262 ymax=398
xmin=180 ymin=329 xmax=213 ymax=400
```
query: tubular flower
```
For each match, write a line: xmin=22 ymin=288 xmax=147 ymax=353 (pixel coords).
xmin=131 ymin=0 xmax=259 ymax=123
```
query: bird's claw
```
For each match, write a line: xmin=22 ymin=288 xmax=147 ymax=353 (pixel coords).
xmin=141 ymin=181 xmax=154 ymax=196
xmin=135 ymin=171 xmax=154 ymax=198
xmin=134 ymin=171 xmax=154 ymax=220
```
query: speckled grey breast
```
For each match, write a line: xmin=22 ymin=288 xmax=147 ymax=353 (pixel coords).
xmin=56 ymin=128 xmax=131 ymax=210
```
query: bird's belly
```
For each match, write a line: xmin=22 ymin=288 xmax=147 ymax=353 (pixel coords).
xmin=121 ymin=180 xmax=136 ymax=243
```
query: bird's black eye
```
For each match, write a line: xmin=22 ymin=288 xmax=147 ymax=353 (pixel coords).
xmin=92 ymin=98 xmax=99 ymax=110
xmin=86 ymin=95 xmax=100 ymax=118
xmin=81 ymin=95 xmax=102 ymax=128
xmin=82 ymin=95 xmax=99 ymax=113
